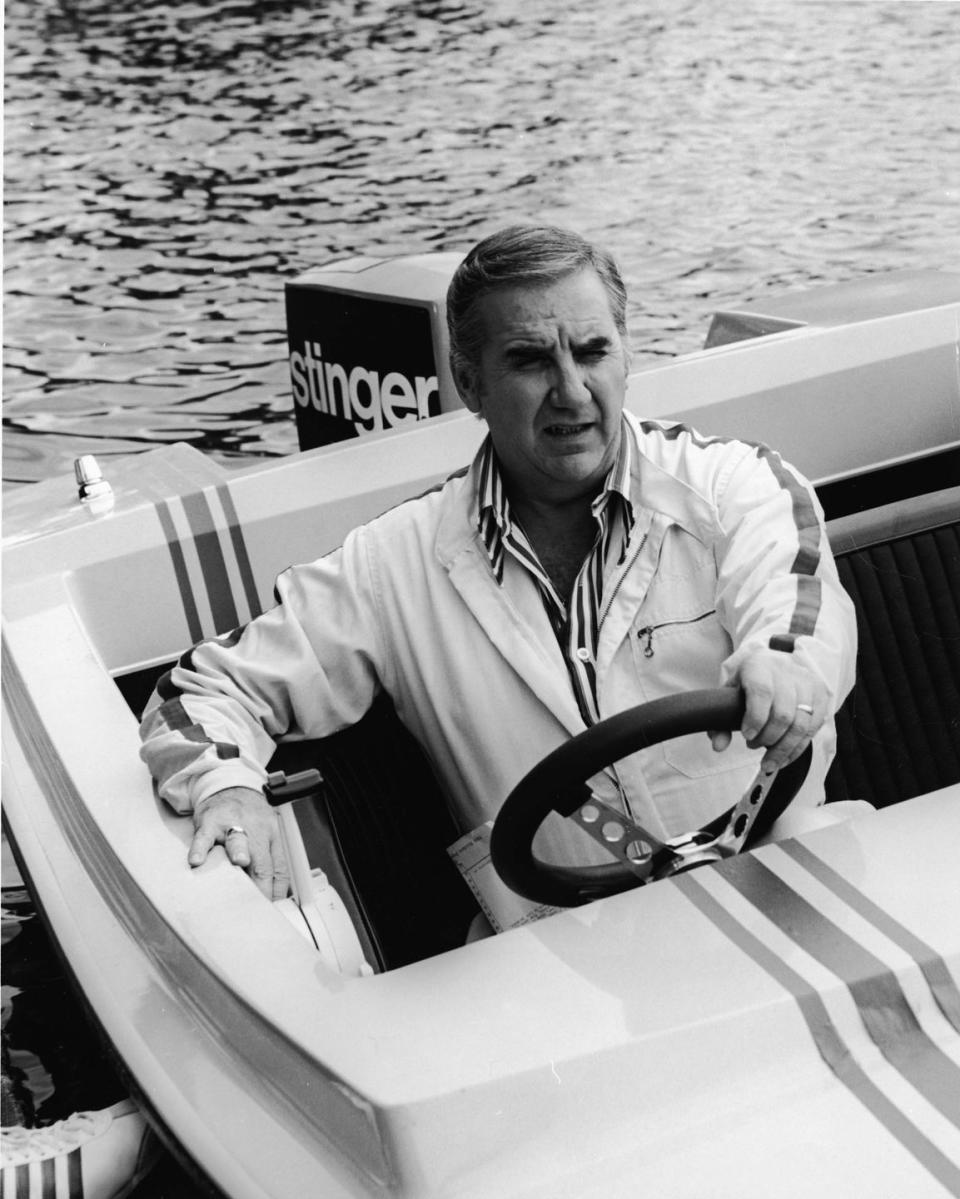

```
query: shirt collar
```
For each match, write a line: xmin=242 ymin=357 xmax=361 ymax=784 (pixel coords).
xmin=476 ymin=416 xmax=635 ymax=534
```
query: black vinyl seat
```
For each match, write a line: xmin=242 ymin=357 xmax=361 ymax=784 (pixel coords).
xmin=275 ymin=696 xmax=480 ymax=972
xmin=824 ymin=485 xmax=960 ymax=808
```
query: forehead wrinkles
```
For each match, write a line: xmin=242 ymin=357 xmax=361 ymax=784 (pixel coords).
xmin=480 ymin=282 xmax=618 ymax=351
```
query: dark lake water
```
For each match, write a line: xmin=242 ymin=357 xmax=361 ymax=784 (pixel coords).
xmin=4 ymin=0 xmax=959 ymax=487
xmin=2 ymin=0 xmax=959 ymax=1188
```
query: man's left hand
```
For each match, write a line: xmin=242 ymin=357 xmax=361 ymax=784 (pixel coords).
xmin=709 ymin=648 xmax=829 ymax=772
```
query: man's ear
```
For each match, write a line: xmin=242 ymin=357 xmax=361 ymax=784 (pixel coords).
xmin=452 ymin=356 xmax=482 ymax=416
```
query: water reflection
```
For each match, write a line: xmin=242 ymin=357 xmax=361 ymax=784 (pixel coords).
xmin=4 ymin=0 xmax=959 ymax=484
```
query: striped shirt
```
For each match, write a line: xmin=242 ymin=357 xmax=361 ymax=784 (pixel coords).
xmin=476 ymin=421 xmax=636 ymax=725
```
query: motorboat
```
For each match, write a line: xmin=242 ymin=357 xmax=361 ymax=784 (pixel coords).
xmin=3 ymin=264 xmax=959 ymax=1197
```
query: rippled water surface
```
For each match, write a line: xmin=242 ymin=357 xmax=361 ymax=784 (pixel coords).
xmin=4 ymin=0 xmax=959 ymax=485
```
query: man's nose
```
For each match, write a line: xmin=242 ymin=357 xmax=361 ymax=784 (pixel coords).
xmin=549 ymin=356 xmax=591 ymax=406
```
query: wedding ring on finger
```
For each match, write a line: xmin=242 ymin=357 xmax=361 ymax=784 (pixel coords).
xmin=796 ymin=704 xmax=814 ymax=716
xmin=225 ymin=825 xmax=247 ymax=838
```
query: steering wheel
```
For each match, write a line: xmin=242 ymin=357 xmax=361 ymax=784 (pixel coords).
xmin=490 ymin=689 xmax=811 ymax=908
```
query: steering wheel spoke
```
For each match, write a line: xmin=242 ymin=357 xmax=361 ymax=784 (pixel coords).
xmin=572 ymin=797 xmax=672 ymax=882
xmin=713 ymin=764 xmax=784 ymax=856
xmin=491 ymin=689 xmax=811 ymax=908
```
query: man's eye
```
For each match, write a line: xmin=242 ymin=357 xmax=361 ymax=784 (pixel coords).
xmin=576 ymin=347 xmax=608 ymax=362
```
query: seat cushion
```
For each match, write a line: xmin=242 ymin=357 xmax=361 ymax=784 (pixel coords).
xmin=825 ymin=489 xmax=960 ymax=807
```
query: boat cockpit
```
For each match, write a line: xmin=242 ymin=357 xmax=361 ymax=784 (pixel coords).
xmin=106 ymin=468 xmax=959 ymax=977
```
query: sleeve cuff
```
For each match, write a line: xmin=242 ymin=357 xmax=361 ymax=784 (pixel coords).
xmin=190 ymin=762 xmax=269 ymax=809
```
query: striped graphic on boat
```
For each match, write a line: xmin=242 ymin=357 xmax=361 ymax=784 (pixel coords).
xmin=675 ymin=844 xmax=960 ymax=1196
xmin=8 ymin=1146 xmax=82 ymax=1198
xmin=155 ymin=482 xmax=263 ymax=644
xmin=779 ymin=838 xmax=960 ymax=1035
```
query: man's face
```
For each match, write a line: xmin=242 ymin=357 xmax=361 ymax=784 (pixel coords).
xmin=456 ymin=268 xmax=630 ymax=507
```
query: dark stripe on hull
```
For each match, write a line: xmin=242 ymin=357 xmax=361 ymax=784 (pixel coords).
xmin=675 ymin=872 xmax=960 ymax=1195
xmin=155 ymin=501 xmax=203 ymax=644
xmin=216 ymin=483 xmax=262 ymax=619
xmin=779 ymin=839 xmax=960 ymax=1035
xmin=181 ymin=491 xmax=239 ymax=633
xmin=719 ymin=854 xmax=960 ymax=1130
xmin=68 ymin=1145 xmax=83 ymax=1198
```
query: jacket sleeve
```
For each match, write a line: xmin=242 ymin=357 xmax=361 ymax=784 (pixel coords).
xmin=712 ymin=442 xmax=856 ymax=712
xmin=139 ymin=526 xmax=385 ymax=814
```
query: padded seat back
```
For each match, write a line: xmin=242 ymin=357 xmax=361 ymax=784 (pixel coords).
xmin=824 ymin=486 xmax=960 ymax=807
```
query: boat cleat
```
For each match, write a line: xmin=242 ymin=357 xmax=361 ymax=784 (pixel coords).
xmin=73 ymin=455 xmax=114 ymax=516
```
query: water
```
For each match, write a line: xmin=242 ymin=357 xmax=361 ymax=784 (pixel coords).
xmin=2 ymin=0 xmax=959 ymax=1184
xmin=4 ymin=0 xmax=959 ymax=486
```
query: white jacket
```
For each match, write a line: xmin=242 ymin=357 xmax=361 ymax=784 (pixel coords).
xmin=140 ymin=414 xmax=856 ymax=858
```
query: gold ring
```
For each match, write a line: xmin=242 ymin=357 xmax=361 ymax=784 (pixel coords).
xmin=226 ymin=825 xmax=247 ymax=837
xmin=796 ymin=704 xmax=814 ymax=715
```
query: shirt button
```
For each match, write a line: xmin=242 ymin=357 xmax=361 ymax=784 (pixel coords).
xmin=575 ymin=647 xmax=591 ymax=662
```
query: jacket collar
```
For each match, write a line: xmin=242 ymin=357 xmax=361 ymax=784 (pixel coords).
xmin=436 ymin=411 xmax=721 ymax=565
xmin=623 ymin=412 xmax=720 ymax=545
xmin=433 ymin=412 xmax=719 ymax=570
xmin=434 ymin=455 xmax=586 ymax=736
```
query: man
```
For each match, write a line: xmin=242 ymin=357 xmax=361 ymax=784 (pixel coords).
xmin=139 ymin=225 xmax=856 ymax=901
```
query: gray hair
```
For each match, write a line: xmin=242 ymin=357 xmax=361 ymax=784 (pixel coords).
xmin=445 ymin=225 xmax=628 ymax=379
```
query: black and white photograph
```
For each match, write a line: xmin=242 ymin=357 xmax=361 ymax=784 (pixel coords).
xmin=3 ymin=2 xmax=959 ymax=1196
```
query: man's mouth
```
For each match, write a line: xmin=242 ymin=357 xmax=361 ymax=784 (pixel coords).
xmin=545 ymin=423 xmax=591 ymax=437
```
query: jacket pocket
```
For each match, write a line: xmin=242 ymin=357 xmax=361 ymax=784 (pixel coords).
xmin=628 ymin=609 xmax=749 ymax=779
xmin=634 ymin=610 xmax=717 ymax=660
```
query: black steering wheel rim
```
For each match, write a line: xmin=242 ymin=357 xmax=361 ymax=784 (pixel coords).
xmin=490 ymin=688 xmax=811 ymax=908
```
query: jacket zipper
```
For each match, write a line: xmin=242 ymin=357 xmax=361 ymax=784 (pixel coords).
xmin=594 ymin=531 xmax=650 ymax=820
xmin=597 ymin=530 xmax=649 ymax=631
xmin=636 ymin=610 xmax=716 ymax=658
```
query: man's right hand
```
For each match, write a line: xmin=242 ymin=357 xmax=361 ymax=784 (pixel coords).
xmin=189 ymin=786 xmax=290 ymax=901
